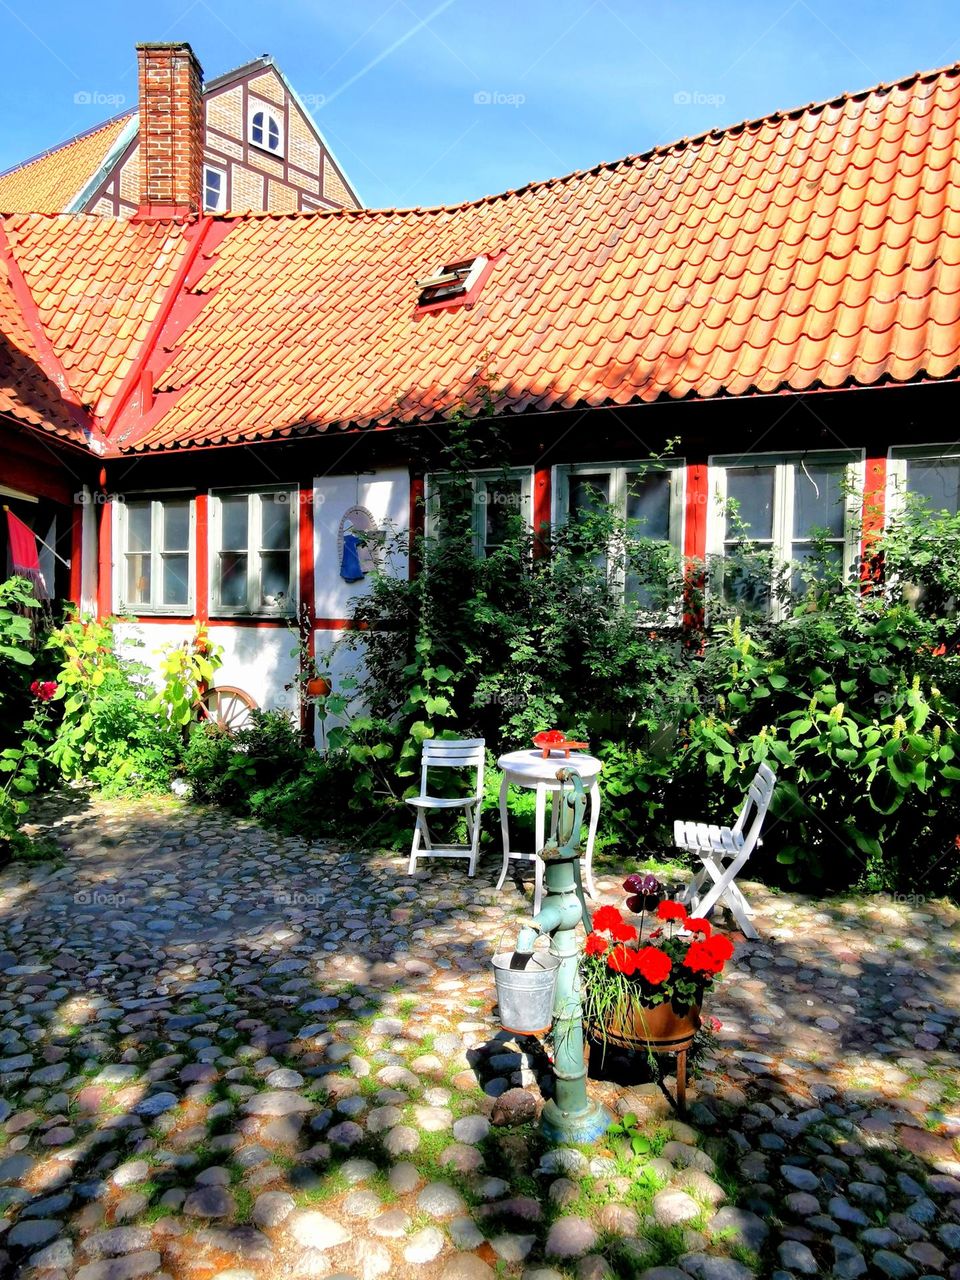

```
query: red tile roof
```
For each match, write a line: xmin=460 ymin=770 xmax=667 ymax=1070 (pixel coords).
xmin=0 ymin=115 xmax=133 ymax=214
xmin=3 ymin=61 xmax=960 ymax=455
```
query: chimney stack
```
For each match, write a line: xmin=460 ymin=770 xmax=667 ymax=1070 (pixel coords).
xmin=135 ymin=42 xmax=203 ymax=219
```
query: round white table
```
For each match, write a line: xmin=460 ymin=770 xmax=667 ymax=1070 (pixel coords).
xmin=495 ymin=749 xmax=602 ymax=915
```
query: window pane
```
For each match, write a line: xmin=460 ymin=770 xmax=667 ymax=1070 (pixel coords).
xmin=126 ymin=502 xmax=151 ymax=553
xmin=569 ymin=473 xmax=610 ymax=519
xmin=251 ymin=111 xmax=263 ymax=143
xmin=268 ymin=118 xmax=280 ymax=149
xmin=725 ymin=468 xmax=774 ymax=540
xmin=792 ymin=542 xmax=844 ymax=594
xmin=721 ymin=555 xmax=771 ymax=612
xmin=260 ymin=552 xmax=290 ymax=606
xmin=906 ymin=456 xmax=960 ymax=514
xmin=261 ymin=494 xmax=292 ymax=550
xmin=220 ymin=496 xmax=248 ymax=550
xmin=218 ymin=552 xmax=248 ymax=607
xmin=626 ymin=471 xmax=670 ymax=540
xmin=434 ymin=478 xmax=472 ymax=541
xmin=483 ymin=478 xmax=523 ymax=552
xmin=794 ymin=463 xmax=846 ymax=538
xmin=162 ymin=553 xmax=190 ymax=607
xmin=163 ymin=500 xmax=190 ymax=551
xmin=125 ymin=555 xmax=151 ymax=605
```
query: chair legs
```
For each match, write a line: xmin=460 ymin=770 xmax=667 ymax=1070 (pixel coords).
xmin=465 ymin=800 xmax=479 ymax=877
xmin=407 ymin=810 xmax=433 ymax=875
xmin=688 ymin=852 xmax=759 ymax=940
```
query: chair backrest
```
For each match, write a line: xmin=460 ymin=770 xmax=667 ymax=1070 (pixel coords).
xmin=420 ymin=738 xmax=485 ymax=799
xmin=731 ymin=762 xmax=777 ymax=856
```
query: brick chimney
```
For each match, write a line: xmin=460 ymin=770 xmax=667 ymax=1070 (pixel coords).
xmin=135 ymin=42 xmax=203 ymax=219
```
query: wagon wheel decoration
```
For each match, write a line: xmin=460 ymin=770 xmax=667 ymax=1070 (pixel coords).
xmin=196 ymin=685 xmax=257 ymax=735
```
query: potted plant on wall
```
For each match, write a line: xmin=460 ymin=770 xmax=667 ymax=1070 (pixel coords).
xmin=580 ymin=874 xmax=734 ymax=1055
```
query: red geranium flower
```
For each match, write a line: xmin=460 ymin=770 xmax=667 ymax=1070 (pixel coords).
xmin=704 ymin=934 xmax=734 ymax=963
xmin=606 ymin=944 xmax=637 ymax=975
xmin=656 ymin=900 xmax=688 ymax=922
xmin=684 ymin=917 xmax=712 ymax=937
xmin=682 ymin=940 xmax=724 ymax=976
xmin=635 ymin=946 xmax=672 ymax=985
xmin=584 ymin=932 xmax=608 ymax=956
xmin=29 ymin=680 xmax=57 ymax=702
xmin=610 ymin=919 xmax=638 ymax=943
xmin=592 ymin=905 xmax=623 ymax=931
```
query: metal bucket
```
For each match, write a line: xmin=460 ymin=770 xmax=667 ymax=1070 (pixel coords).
xmin=492 ymin=948 xmax=561 ymax=1036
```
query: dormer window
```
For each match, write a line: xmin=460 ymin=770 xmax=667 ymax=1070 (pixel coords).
xmin=248 ymin=104 xmax=283 ymax=155
xmin=417 ymin=256 xmax=489 ymax=310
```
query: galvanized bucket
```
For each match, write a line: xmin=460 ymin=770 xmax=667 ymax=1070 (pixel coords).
xmin=492 ymin=947 xmax=560 ymax=1036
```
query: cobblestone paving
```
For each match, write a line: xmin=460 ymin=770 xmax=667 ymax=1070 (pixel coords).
xmin=1 ymin=794 xmax=959 ymax=1280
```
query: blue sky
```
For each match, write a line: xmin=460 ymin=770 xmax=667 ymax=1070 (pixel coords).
xmin=1 ymin=0 xmax=959 ymax=208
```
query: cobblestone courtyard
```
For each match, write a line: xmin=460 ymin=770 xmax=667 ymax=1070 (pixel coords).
xmin=1 ymin=794 xmax=959 ymax=1280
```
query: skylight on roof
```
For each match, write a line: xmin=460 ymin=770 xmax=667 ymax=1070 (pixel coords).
xmin=417 ymin=256 xmax=488 ymax=309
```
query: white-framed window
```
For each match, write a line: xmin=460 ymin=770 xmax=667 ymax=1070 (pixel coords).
xmin=425 ymin=468 xmax=533 ymax=557
xmin=554 ymin=460 xmax=685 ymax=609
xmin=888 ymin=445 xmax=960 ymax=517
xmin=116 ymin=494 xmax=194 ymax=614
xmin=708 ymin=450 xmax=863 ymax=615
xmin=248 ymin=102 xmax=283 ymax=155
xmin=203 ymin=165 xmax=226 ymax=213
xmin=210 ymin=488 xmax=297 ymax=616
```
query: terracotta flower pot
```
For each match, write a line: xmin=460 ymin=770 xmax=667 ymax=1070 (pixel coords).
xmin=594 ymin=999 xmax=701 ymax=1053
xmin=305 ymin=676 xmax=331 ymax=698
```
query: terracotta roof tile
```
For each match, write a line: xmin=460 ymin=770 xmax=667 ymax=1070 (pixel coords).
xmin=0 ymin=115 xmax=133 ymax=214
xmin=6 ymin=62 xmax=960 ymax=453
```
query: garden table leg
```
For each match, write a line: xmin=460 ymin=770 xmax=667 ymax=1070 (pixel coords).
xmin=582 ymin=779 xmax=601 ymax=899
xmin=533 ymin=782 xmax=547 ymax=915
xmin=495 ymin=774 xmax=511 ymax=891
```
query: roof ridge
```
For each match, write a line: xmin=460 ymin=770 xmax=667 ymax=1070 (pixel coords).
xmin=184 ymin=57 xmax=960 ymax=221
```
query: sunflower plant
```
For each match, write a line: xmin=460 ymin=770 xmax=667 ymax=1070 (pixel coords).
xmin=579 ymin=874 xmax=734 ymax=1031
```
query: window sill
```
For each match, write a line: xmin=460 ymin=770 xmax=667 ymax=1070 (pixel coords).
xmin=116 ymin=607 xmax=195 ymax=618
xmin=208 ymin=611 xmax=295 ymax=623
xmin=247 ymin=138 xmax=283 ymax=158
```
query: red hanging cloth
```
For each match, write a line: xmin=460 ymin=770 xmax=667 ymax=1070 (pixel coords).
xmin=5 ymin=507 xmax=48 ymax=597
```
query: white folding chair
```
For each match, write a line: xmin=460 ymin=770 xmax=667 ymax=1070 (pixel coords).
xmin=673 ymin=762 xmax=776 ymax=941
xmin=406 ymin=739 xmax=485 ymax=876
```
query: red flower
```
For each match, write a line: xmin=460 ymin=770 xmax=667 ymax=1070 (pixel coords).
xmin=592 ymin=905 xmax=623 ymax=931
xmin=29 ymin=680 xmax=57 ymax=702
xmin=684 ymin=917 xmax=712 ymax=937
xmin=682 ymin=941 xmax=720 ymax=976
xmin=635 ymin=946 xmax=672 ymax=985
xmin=682 ymin=934 xmax=734 ymax=978
xmin=610 ymin=919 xmax=638 ymax=943
xmin=606 ymin=944 xmax=637 ymax=975
xmin=656 ymin=900 xmax=688 ymax=922
xmin=705 ymin=934 xmax=734 ymax=963
xmin=584 ymin=932 xmax=608 ymax=956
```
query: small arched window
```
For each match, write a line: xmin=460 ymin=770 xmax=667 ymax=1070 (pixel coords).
xmin=250 ymin=108 xmax=282 ymax=154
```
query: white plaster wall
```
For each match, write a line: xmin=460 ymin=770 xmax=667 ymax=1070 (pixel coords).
xmin=213 ymin=627 xmax=298 ymax=714
xmin=114 ymin=622 xmax=194 ymax=689
xmin=114 ymin=622 xmax=297 ymax=713
xmin=314 ymin=468 xmax=409 ymax=619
